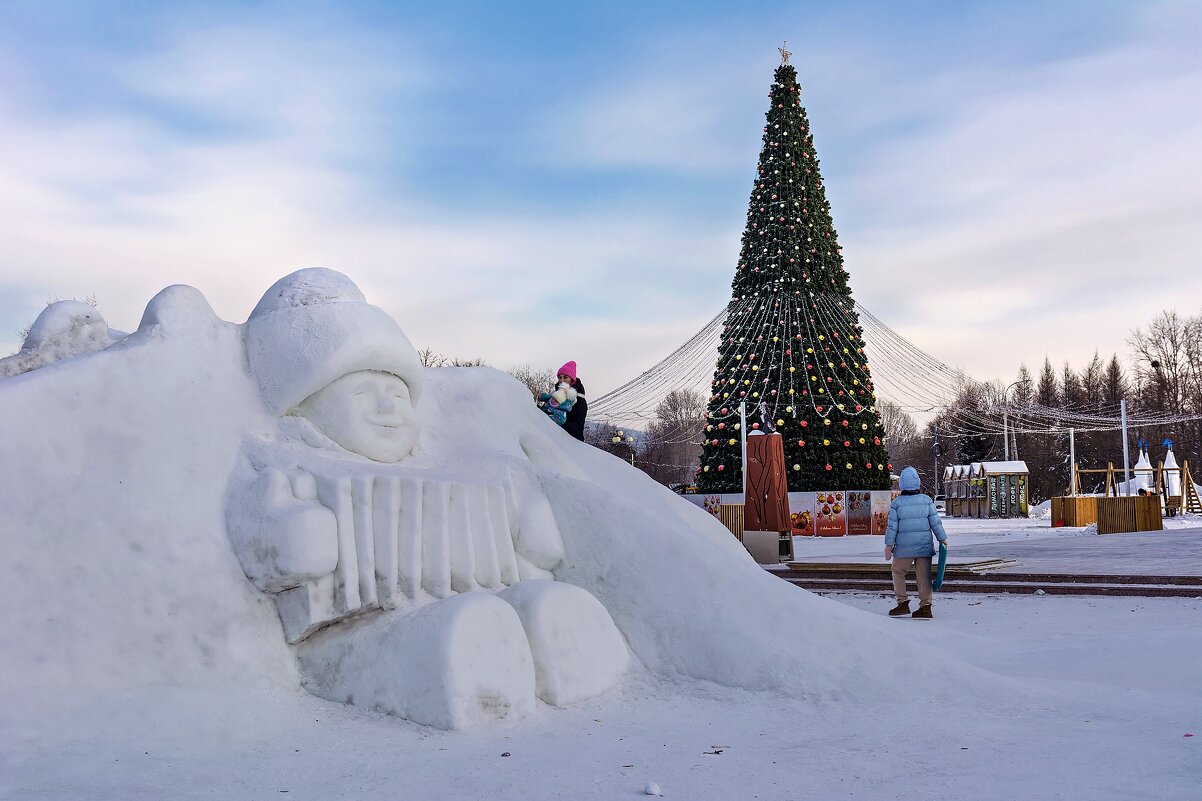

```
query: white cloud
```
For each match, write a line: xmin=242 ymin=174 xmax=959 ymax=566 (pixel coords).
xmin=3 ymin=2 xmax=1201 ymax=411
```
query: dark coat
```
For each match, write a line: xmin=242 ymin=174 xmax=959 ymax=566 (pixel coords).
xmin=563 ymin=378 xmax=587 ymax=441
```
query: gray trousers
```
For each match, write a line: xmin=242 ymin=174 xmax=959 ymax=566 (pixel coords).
xmin=891 ymin=556 xmax=933 ymax=605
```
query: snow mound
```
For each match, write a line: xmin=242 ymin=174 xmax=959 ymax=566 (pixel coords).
xmin=0 ymin=299 xmax=126 ymax=377
xmin=0 ymin=272 xmax=966 ymax=729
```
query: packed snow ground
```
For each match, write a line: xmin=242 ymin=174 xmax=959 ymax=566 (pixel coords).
xmin=5 ymin=514 xmax=1201 ymax=800
xmin=4 ymin=589 xmax=1199 ymax=800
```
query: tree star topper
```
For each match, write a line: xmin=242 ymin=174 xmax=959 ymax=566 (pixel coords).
xmin=778 ymin=41 xmax=791 ymax=65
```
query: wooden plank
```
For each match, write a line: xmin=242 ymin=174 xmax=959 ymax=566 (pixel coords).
xmin=1051 ymin=496 xmax=1097 ymax=527
xmin=1135 ymin=495 xmax=1163 ymax=532
xmin=718 ymin=504 xmax=745 ymax=542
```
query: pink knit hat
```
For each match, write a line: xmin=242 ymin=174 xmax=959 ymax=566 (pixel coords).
xmin=556 ymin=360 xmax=577 ymax=381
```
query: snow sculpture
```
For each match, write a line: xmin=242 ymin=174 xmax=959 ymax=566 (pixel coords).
xmin=0 ymin=299 xmax=126 ymax=377
xmin=1163 ymin=442 xmax=1181 ymax=497
xmin=1132 ymin=446 xmax=1153 ymax=494
xmin=225 ymin=269 xmax=628 ymax=729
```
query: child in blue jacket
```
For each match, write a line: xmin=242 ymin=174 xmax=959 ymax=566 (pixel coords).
xmin=884 ymin=466 xmax=948 ymax=619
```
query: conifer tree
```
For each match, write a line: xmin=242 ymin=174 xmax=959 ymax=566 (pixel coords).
xmin=697 ymin=46 xmax=891 ymax=493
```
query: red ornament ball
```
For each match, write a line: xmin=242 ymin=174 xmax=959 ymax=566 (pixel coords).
xmin=866 ymin=463 xmax=873 ymax=469
xmin=825 ymin=464 xmax=833 ymax=471
xmin=752 ymin=423 xmax=760 ymax=430
xmin=718 ymin=422 xmax=726 ymax=430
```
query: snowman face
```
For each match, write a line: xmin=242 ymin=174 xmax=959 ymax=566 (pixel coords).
xmin=296 ymin=370 xmax=419 ymax=462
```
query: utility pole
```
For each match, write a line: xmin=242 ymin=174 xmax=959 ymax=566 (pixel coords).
xmin=932 ymin=421 xmax=942 ymax=496
xmin=1003 ymin=407 xmax=1009 ymax=461
xmin=1121 ymin=399 xmax=1132 ymax=496
xmin=1069 ymin=427 xmax=1076 ymax=496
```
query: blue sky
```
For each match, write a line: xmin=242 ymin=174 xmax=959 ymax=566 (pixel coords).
xmin=2 ymin=1 xmax=1201 ymax=394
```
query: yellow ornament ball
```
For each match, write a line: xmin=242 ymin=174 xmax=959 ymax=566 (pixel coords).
xmin=845 ymin=462 xmax=852 ymax=469
xmin=859 ymin=437 xmax=866 ymax=444
xmin=728 ymin=438 xmax=737 ymax=446
xmin=818 ymin=335 xmax=826 ymax=341
xmin=823 ymin=438 xmax=831 ymax=446
xmin=703 ymin=465 xmax=710 ymax=472
xmin=776 ymin=419 xmax=784 ymax=426
xmin=793 ymin=464 xmax=800 ymax=471
xmin=823 ymin=419 xmax=831 ymax=426
xmin=806 ymin=347 xmax=814 ymax=354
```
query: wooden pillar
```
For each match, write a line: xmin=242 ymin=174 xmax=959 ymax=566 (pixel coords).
xmin=741 ymin=432 xmax=791 ymax=564
xmin=744 ymin=432 xmax=789 ymax=532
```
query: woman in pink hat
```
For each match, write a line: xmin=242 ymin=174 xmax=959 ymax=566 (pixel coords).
xmin=556 ymin=361 xmax=587 ymax=441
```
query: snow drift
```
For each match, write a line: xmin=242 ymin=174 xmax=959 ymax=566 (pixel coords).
xmin=0 ymin=271 xmax=955 ymax=731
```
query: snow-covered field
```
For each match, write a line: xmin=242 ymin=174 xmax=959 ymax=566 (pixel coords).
xmin=5 ymin=513 xmax=1201 ymax=801
xmin=5 ymin=588 xmax=1199 ymax=801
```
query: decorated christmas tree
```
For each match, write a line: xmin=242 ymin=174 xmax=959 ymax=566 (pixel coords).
xmin=697 ymin=45 xmax=892 ymax=493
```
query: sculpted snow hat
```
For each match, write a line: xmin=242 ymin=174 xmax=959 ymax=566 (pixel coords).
xmin=556 ymin=361 xmax=577 ymax=382
xmin=899 ymin=466 xmax=922 ymax=492
xmin=244 ymin=268 xmax=424 ymax=415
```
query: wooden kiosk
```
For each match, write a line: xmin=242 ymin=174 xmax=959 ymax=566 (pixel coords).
xmin=945 ymin=461 xmax=1029 ymax=518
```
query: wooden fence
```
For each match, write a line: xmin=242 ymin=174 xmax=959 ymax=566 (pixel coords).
xmin=1096 ymin=496 xmax=1163 ymax=534
xmin=718 ymin=504 xmax=745 ymax=541
xmin=1050 ymin=496 xmax=1098 ymax=527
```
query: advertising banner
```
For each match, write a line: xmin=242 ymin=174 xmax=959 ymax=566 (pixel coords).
xmin=989 ymin=477 xmax=1000 ymax=516
xmin=870 ymin=491 xmax=892 ymax=536
xmin=846 ymin=491 xmax=872 ymax=535
xmin=680 ymin=493 xmax=744 ymax=516
xmin=787 ymin=492 xmax=817 ymax=537
xmin=814 ymin=491 xmax=847 ymax=536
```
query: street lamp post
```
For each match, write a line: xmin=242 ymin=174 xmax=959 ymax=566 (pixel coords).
xmin=1003 ymin=379 xmax=1031 ymax=461
xmin=612 ymin=430 xmax=635 ymax=466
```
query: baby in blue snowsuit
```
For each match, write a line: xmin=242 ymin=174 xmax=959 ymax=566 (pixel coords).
xmin=537 ymin=381 xmax=577 ymax=426
xmin=884 ymin=466 xmax=948 ymax=619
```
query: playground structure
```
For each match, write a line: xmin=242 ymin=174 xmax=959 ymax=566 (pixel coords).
xmin=1052 ymin=456 xmax=1200 ymax=533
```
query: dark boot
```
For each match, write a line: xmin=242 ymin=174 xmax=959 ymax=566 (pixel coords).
xmin=911 ymin=604 xmax=933 ymax=619
xmin=888 ymin=600 xmax=910 ymax=617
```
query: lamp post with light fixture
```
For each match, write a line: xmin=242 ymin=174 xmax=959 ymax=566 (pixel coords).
xmin=612 ymin=430 xmax=635 ymax=466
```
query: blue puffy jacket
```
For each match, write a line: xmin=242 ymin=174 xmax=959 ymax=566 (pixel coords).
xmin=885 ymin=467 xmax=947 ymax=557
